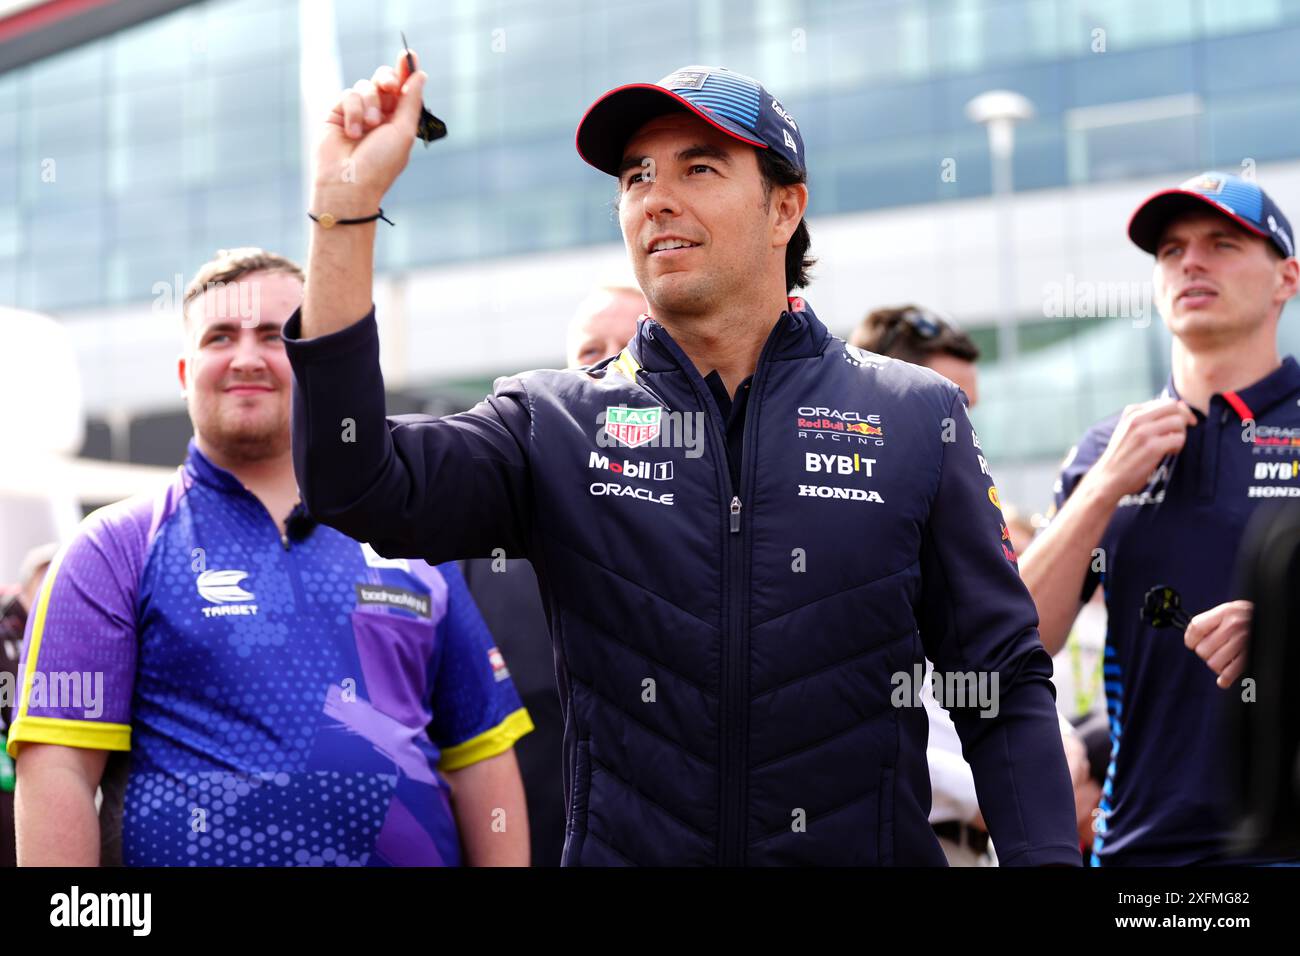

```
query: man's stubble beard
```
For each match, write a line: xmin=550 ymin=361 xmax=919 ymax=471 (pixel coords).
xmin=196 ymin=398 xmax=292 ymax=465
xmin=640 ymin=255 xmax=749 ymax=326
xmin=647 ymin=274 xmax=714 ymax=319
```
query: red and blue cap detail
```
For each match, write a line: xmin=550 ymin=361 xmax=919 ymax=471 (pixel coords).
xmin=1128 ymin=171 xmax=1294 ymax=258
xmin=576 ymin=65 xmax=805 ymax=177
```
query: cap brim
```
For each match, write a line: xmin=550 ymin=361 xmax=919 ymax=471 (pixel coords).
xmin=575 ymin=83 xmax=768 ymax=177
xmin=1128 ymin=189 xmax=1272 ymax=254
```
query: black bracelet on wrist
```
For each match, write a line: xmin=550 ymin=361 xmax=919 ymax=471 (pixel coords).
xmin=308 ymin=209 xmax=394 ymax=228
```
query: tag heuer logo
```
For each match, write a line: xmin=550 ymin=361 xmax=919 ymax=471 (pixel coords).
xmin=604 ymin=406 xmax=663 ymax=448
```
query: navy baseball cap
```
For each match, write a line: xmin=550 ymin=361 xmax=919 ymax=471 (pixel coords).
xmin=575 ymin=65 xmax=805 ymax=178
xmin=1128 ymin=171 xmax=1295 ymax=258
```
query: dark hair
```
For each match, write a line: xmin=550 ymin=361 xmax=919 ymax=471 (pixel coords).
xmin=756 ymin=148 xmax=815 ymax=292
xmin=849 ymin=304 xmax=981 ymax=365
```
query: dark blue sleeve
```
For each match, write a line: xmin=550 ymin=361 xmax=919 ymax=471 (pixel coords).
xmin=916 ymin=395 xmax=1082 ymax=866
xmin=283 ymin=308 xmax=532 ymax=563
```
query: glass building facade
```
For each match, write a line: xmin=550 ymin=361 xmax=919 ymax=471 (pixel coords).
xmin=5 ymin=0 xmax=1300 ymax=312
xmin=3 ymin=0 xmax=1300 ymax=478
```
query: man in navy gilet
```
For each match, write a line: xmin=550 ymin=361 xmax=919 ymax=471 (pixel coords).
xmin=283 ymin=54 xmax=1080 ymax=865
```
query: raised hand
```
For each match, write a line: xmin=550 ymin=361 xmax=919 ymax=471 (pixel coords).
xmin=1090 ymin=398 xmax=1197 ymax=501
xmin=313 ymin=49 xmax=429 ymax=212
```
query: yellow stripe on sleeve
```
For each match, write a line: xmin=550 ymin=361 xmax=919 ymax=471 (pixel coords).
xmin=7 ymin=715 xmax=132 ymax=759
xmin=437 ymin=707 xmax=534 ymax=772
xmin=14 ymin=543 xmax=69 ymax=727
xmin=7 ymin=533 xmax=134 ymax=759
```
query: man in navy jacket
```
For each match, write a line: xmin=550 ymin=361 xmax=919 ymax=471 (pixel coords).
xmin=1021 ymin=172 xmax=1300 ymax=865
xmin=283 ymin=54 xmax=1080 ymax=865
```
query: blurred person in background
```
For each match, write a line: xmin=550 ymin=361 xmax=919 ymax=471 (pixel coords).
xmin=1005 ymin=508 xmax=1105 ymax=724
xmin=0 ymin=543 xmax=57 ymax=867
xmin=1005 ymin=508 xmax=1105 ymax=854
xmin=566 ymin=285 xmax=648 ymax=368
xmin=0 ymin=544 xmax=58 ymax=730
xmin=853 ymin=307 xmax=1086 ymax=865
xmin=1022 ymin=172 xmax=1300 ymax=865
xmin=462 ymin=283 xmax=646 ymax=866
xmin=7 ymin=249 xmax=530 ymax=866
xmin=848 ymin=305 xmax=980 ymax=408
xmin=1001 ymin=509 xmax=1035 ymax=559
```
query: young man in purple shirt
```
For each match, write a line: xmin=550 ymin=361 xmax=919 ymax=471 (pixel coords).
xmin=8 ymin=249 xmax=532 ymax=866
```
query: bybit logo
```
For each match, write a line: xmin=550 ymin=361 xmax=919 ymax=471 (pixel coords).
xmin=804 ymin=452 xmax=875 ymax=477
xmin=1254 ymin=460 xmax=1300 ymax=480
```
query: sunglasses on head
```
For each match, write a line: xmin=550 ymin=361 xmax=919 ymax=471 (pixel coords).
xmin=877 ymin=307 xmax=947 ymax=355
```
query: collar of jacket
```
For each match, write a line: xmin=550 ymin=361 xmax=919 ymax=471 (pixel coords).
xmin=1162 ymin=355 xmax=1300 ymax=421
xmin=183 ymin=437 xmax=317 ymax=536
xmin=184 ymin=437 xmax=248 ymax=494
xmin=623 ymin=296 xmax=831 ymax=376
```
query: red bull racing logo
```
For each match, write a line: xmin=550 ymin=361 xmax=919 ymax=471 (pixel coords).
xmin=796 ymin=406 xmax=884 ymax=445
xmin=844 ymin=421 xmax=883 ymax=436
xmin=1251 ymin=425 xmax=1300 ymax=450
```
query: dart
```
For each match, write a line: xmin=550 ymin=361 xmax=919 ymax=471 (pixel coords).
xmin=1141 ymin=585 xmax=1191 ymax=631
xmin=401 ymin=31 xmax=447 ymax=145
